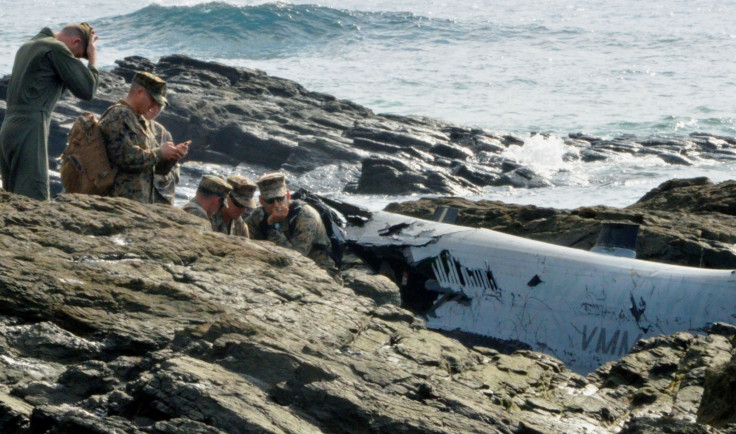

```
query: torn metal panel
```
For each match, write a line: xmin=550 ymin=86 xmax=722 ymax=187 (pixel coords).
xmin=346 ymin=211 xmax=470 ymax=248
xmin=343 ymin=208 xmax=736 ymax=374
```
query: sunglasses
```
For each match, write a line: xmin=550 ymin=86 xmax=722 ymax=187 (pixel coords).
xmin=264 ymin=196 xmax=286 ymax=205
xmin=230 ymin=195 xmax=246 ymax=209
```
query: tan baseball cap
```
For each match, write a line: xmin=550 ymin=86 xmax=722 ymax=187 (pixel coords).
xmin=227 ymin=175 xmax=257 ymax=209
xmin=256 ymin=172 xmax=288 ymax=200
xmin=198 ymin=175 xmax=232 ymax=198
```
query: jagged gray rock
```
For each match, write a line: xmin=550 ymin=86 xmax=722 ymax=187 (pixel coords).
xmin=3 ymin=55 xmax=736 ymax=196
xmin=0 ymin=190 xmax=735 ymax=432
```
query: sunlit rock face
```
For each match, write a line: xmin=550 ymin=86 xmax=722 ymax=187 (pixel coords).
xmin=0 ymin=191 xmax=734 ymax=432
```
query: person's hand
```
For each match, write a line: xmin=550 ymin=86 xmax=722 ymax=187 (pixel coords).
xmin=175 ymin=140 xmax=191 ymax=159
xmin=86 ymin=28 xmax=98 ymax=67
xmin=267 ymin=203 xmax=289 ymax=225
xmin=160 ymin=141 xmax=180 ymax=160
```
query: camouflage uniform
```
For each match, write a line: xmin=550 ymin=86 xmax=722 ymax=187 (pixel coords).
xmin=180 ymin=175 xmax=231 ymax=225
xmin=0 ymin=27 xmax=98 ymax=200
xmin=246 ymin=200 xmax=334 ymax=269
xmin=99 ymin=72 xmax=176 ymax=204
xmin=150 ymin=121 xmax=180 ymax=205
xmin=211 ymin=210 xmax=248 ymax=237
xmin=98 ymin=100 xmax=177 ymax=203
xmin=182 ymin=199 xmax=209 ymax=220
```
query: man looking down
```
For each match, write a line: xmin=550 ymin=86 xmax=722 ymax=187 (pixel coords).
xmin=181 ymin=175 xmax=232 ymax=221
xmin=98 ymin=71 xmax=189 ymax=203
xmin=211 ymin=175 xmax=257 ymax=237
xmin=1 ymin=22 xmax=100 ymax=200
xmin=144 ymin=98 xmax=180 ymax=206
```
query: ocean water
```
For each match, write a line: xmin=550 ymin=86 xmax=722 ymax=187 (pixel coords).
xmin=2 ymin=0 xmax=736 ymax=209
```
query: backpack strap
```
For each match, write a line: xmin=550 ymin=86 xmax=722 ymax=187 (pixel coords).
xmin=101 ymin=104 xmax=118 ymax=118
xmin=285 ymin=201 xmax=303 ymax=240
xmin=100 ymin=102 xmax=156 ymax=143
xmin=258 ymin=211 xmax=268 ymax=237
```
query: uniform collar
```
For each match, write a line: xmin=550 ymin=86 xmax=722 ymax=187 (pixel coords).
xmin=118 ymin=99 xmax=147 ymax=124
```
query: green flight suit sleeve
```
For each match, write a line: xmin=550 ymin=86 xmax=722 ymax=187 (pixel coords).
xmin=48 ymin=45 xmax=99 ymax=100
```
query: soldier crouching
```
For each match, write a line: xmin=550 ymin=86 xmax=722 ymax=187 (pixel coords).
xmin=246 ymin=172 xmax=338 ymax=276
xmin=210 ymin=175 xmax=257 ymax=238
xmin=181 ymin=175 xmax=232 ymax=222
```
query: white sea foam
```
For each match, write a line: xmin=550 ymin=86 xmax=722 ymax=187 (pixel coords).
xmin=501 ymin=134 xmax=571 ymax=179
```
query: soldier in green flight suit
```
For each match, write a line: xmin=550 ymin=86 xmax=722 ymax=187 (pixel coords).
xmin=144 ymin=99 xmax=180 ymax=206
xmin=0 ymin=23 xmax=99 ymax=200
xmin=150 ymin=120 xmax=181 ymax=205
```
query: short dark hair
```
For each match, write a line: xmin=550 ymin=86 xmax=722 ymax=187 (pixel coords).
xmin=128 ymin=82 xmax=143 ymax=95
xmin=61 ymin=24 xmax=85 ymax=38
xmin=60 ymin=24 xmax=89 ymax=56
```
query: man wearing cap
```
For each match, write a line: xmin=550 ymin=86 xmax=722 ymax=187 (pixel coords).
xmin=0 ymin=23 xmax=99 ymax=200
xmin=211 ymin=175 xmax=256 ymax=237
xmin=145 ymin=102 xmax=180 ymax=205
xmin=181 ymin=175 xmax=232 ymax=221
xmin=246 ymin=172 xmax=335 ymax=271
xmin=99 ymin=71 xmax=190 ymax=204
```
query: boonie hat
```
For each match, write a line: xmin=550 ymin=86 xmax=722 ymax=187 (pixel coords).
xmin=256 ymin=172 xmax=288 ymax=200
xmin=227 ymin=175 xmax=257 ymax=209
xmin=133 ymin=71 xmax=168 ymax=107
xmin=198 ymin=175 xmax=232 ymax=199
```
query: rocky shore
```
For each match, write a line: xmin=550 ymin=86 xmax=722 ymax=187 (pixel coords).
xmin=0 ymin=191 xmax=735 ymax=433
xmin=386 ymin=177 xmax=736 ymax=270
xmin=2 ymin=55 xmax=736 ymax=196
xmin=2 ymin=55 xmax=736 ymax=432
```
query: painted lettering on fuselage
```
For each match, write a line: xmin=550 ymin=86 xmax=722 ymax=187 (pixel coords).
xmin=582 ymin=325 xmax=643 ymax=356
xmin=431 ymin=250 xmax=500 ymax=296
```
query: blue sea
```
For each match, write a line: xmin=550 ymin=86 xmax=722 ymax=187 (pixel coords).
xmin=2 ymin=0 xmax=735 ymax=208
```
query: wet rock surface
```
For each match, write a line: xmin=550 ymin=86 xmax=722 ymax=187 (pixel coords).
xmin=0 ymin=191 xmax=736 ymax=432
xmin=3 ymin=53 xmax=736 ymax=431
xmin=386 ymin=177 xmax=736 ymax=269
xmin=3 ymin=55 xmax=736 ymax=195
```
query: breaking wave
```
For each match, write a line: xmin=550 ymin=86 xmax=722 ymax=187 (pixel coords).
xmin=94 ymin=1 xmax=485 ymax=60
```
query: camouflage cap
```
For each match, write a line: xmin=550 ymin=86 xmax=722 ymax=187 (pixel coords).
xmin=256 ymin=172 xmax=288 ymax=200
xmin=133 ymin=71 xmax=168 ymax=107
xmin=198 ymin=175 xmax=232 ymax=198
xmin=227 ymin=175 xmax=257 ymax=209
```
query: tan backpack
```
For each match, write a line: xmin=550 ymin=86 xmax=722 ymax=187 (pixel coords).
xmin=60 ymin=111 xmax=117 ymax=195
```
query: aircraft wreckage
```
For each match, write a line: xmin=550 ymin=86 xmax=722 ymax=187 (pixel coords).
xmin=320 ymin=194 xmax=736 ymax=374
